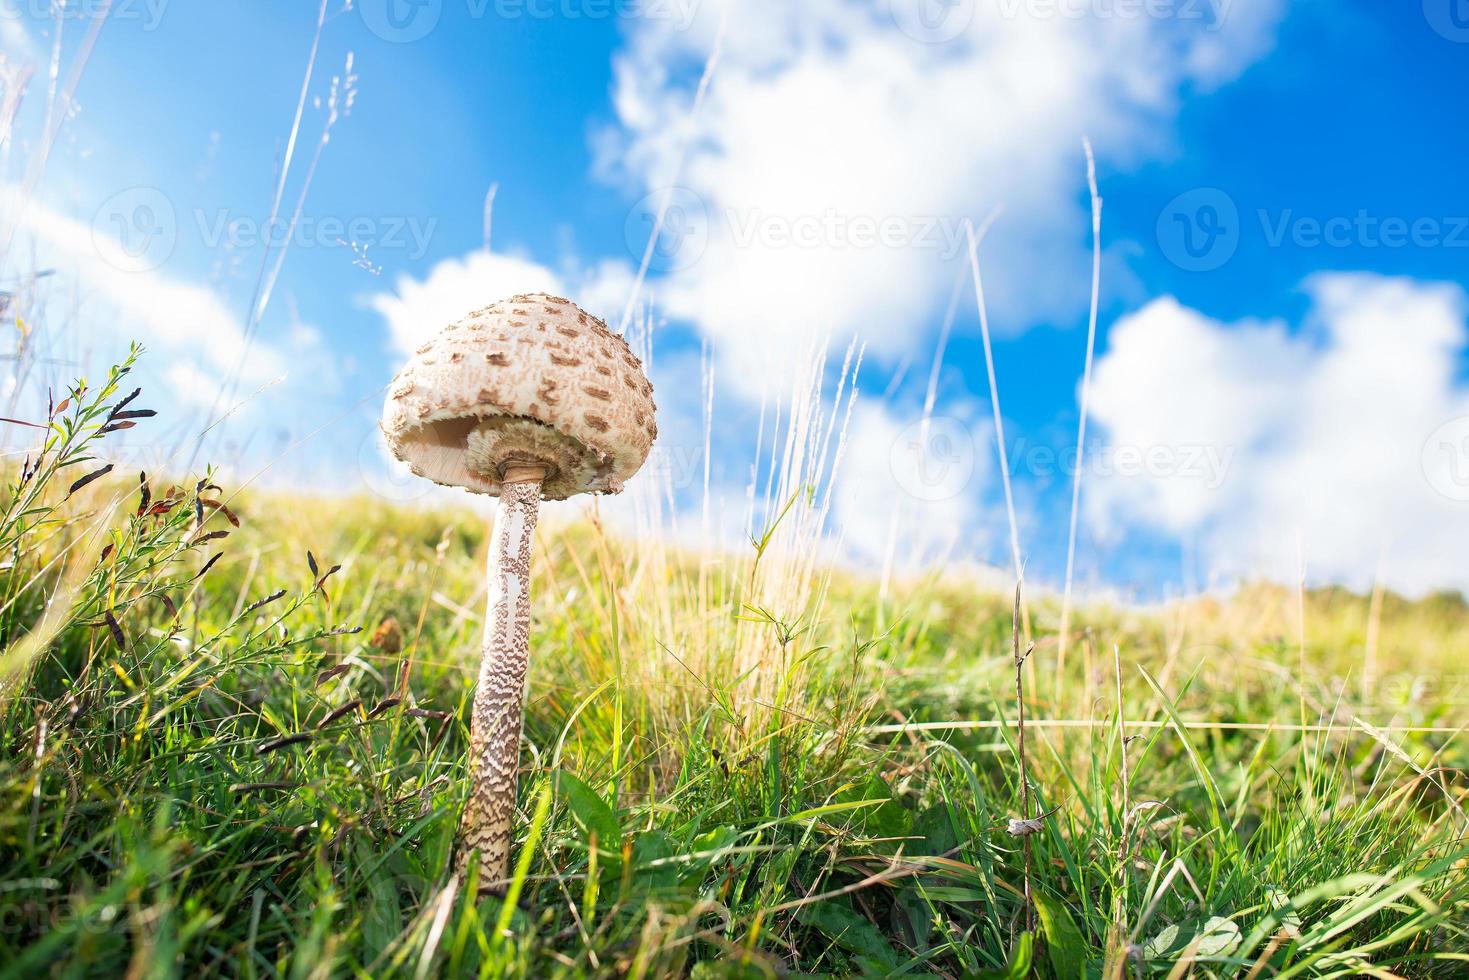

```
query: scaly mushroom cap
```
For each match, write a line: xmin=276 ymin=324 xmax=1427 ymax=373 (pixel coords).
xmin=381 ymin=293 xmax=657 ymax=500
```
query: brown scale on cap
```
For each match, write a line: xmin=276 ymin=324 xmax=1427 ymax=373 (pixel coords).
xmin=380 ymin=293 xmax=657 ymax=500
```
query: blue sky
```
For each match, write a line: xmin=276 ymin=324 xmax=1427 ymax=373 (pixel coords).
xmin=3 ymin=0 xmax=1469 ymax=599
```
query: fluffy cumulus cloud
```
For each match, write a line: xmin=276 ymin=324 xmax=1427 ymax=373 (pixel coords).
xmin=1 ymin=14 xmax=37 ymax=65
xmin=0 ymin=187 xmax=327 ymax=407
xmin=833 ymin=398 xmax=996 ymax=575
xmin=358 ymin=0 xmax=1288 ymax=567
xmin=1088 ymin=273 xmax=1469 ymax=596
xmin=360 ymin=0 xmax=1299 ymax=580
xmin=369 ymin=249 xmax=647 ymax=358
xmin=0 ymin=186 xmax=346 ymax=493
xmin=370 ymin=250 xmax=565 ymax=357
xmin=600 ymin=0 xmax=1286 ymax=391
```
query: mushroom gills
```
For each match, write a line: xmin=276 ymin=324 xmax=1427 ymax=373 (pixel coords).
xmin=465 ymin=415 xmax=613 ymax=498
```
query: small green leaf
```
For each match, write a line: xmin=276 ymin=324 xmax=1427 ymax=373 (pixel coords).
xmin=800 ymin=899 xmax=901 ymax=969
xmin=1145 ymin=916 xmax=1241 ymax=960
xmin=912 ymin=803 xmax=959 ymax=857
xmin=690 ymin=958 xmax=772 ymax=980
xmin=555 ymin=771 xmax=620 ymax=855
xmin=897 ymin=883 xmax=935 ymax=950
xmin=630 ymin=829 xmax=678 ymax=893
xmin=691 ymin=824 xmax=740 ymax=856
xmin=972 ymin=932 xmax=1034 ymax=980
xmin=1263 ymin=886 xmax=1303 ymax=937
xmin=1035 ymin=892 xmax=1087 ymax=980
xmin=833 ymin=774 xmax=911 ymax=852
xmin=917 ymin=886 xmax=987 ymax=903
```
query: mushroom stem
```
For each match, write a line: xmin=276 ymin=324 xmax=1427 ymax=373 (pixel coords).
xmin=458 ymin=464 xmax=547 ymax=884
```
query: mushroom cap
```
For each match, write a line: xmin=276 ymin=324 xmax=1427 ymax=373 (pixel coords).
xmin=381 ymin=293 xmax=657 ymax=500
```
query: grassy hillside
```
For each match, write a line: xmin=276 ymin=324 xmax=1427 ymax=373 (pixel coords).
xmin=0 ymin=354 xmax=1466 ymax=977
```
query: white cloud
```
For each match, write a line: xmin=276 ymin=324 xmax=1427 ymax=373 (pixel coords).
xmin=1 ymin=15 xmax=38 ymax=66
xmin=602 ymin=0 xmax=1286 ymax=394
xmin=570 ymin=257 xmax=639 ymax=326
xmin=4 ymin=188 xmax=276 ymax=369
xmin=362 ymin=241 xmax=1023 ymax=586
xmin=0 ymin=186 xmax=351 ymax=492
xmin=1088 ymin=273 xmax=1469 ymax=596
xmin=163 ymin=360 xmax=226 ymax=413
xmin=364 ymin=246 xmax=1021 ymax=577
xmin=833 ymin=399 xmax=995 ymax=573
xmin=369 ymin=250 xmax=563 ymax=357
xmin=1 ymin=187 xmax=308 ymax=403
xmin=368 ymin=249 xmax=650 ymax=360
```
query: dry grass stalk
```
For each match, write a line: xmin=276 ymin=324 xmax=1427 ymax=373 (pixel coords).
xmin=1008 ymin=579 xmax=1037 ymax=931
xmin=1058 ymin=137 xmax=1104 ymax=699
xmin=1107 ymin=642 xmax=1135 ymax=978
xmin=964 ymin=218 xmax=1030 ymax=644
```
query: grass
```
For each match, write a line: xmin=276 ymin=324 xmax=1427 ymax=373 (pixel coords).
xmin=0 ymin=351 xmax=1466 ymax=978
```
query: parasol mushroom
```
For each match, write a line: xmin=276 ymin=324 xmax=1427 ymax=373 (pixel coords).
xmin=381 ymin=292 xmax=656 ymax=882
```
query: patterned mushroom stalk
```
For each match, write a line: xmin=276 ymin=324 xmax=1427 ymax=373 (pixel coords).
xmin=381 ymin=294 xmax=656 ymax=883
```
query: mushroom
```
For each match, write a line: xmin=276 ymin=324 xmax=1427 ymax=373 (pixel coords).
xmin=381 ymin=292 xmax=657 ymax=881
